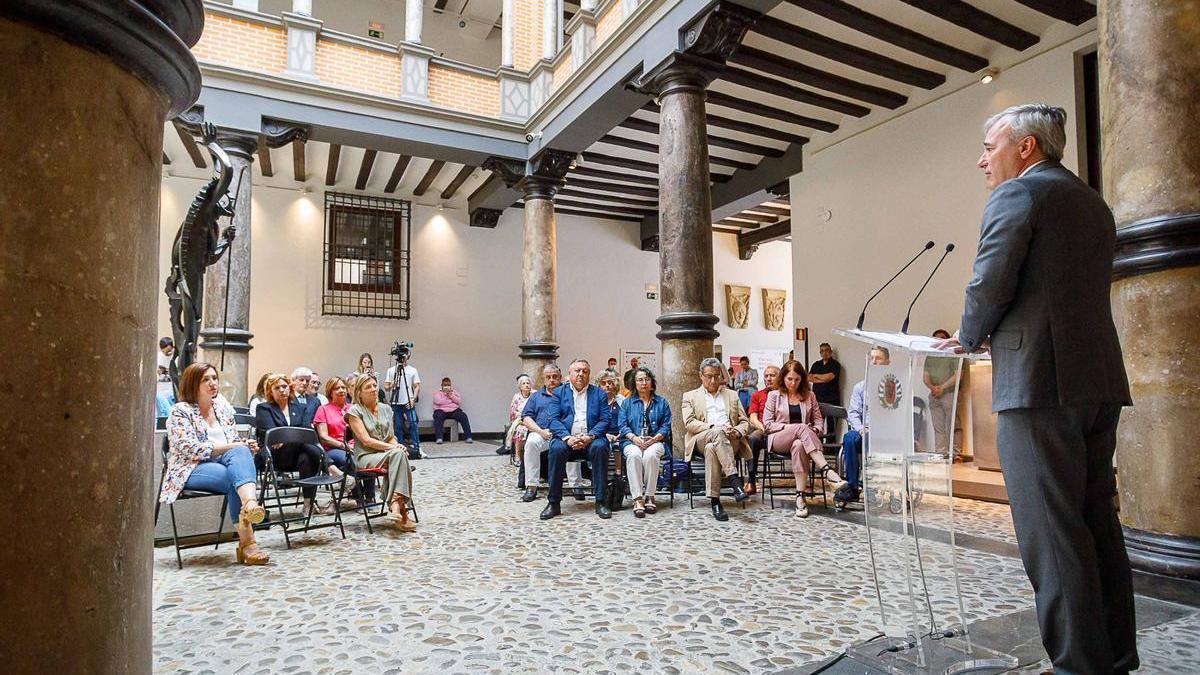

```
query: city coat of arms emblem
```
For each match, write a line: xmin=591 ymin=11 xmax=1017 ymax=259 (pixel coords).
xmin=877 ymin=373 xmax=902 ymax=409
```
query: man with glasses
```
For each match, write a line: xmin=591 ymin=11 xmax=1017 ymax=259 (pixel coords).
xmin=682 ymin=357 xmax=752 ymax=521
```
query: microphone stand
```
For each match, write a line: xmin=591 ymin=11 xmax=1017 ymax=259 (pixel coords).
xmin=856 ymin=241 xmax=935 ymax=330
xmin=900 ymin=244 xmax=955 ymax=334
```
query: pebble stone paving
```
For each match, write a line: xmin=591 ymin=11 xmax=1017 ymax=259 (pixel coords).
xmin=153 ymin=443 xmax=1197 ymax=673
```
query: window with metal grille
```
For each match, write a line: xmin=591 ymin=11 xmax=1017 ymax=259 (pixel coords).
xmin=322 ymin=192 xmax=411 ymax=319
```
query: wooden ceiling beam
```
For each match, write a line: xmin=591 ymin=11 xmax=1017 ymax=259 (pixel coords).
xmin=600 ymin=134 xmax=758 ymax=171
xmin=292 ymin=138 xmax=306 ymax=182
xmin=1012 ymin=0 xmax=1095 ymax=25
xmin=618 ymin=116 xmax=786 ymax=157
xmin=256 ymin=136 xmax=274 ymax=177
xmin=173 ymin=122 xmax=206 ymax=168
xmin=555 ymin=198 xmax=654 ymax=217
xmin=785 ymin=0 xmax=989 ymax=72
xmin=162 ymin=152 xmax=171 ymax=166
xmin=752 ymin=16 xmax=944 ymax=89
xmin=557 ymin=186 xmax=657 ymax=206
xmin=731 ymin=46 xmax=908 ymax=109
xmin=720 ymin=66 xmax=872 ymax=117
xmin=325 ymin=143 xmax=341 ymax=186
xmin=570 ymin=165 xmax=658 ymax=186
xmin=897 ymin=0 xmax=1037 ymax=51
xmin=439 ymin=165 xmax=476 ymax=199
xmin=355 ymin=149 xmax=377 ymax=190
xmin=385 ymin=155 xmax=412 ymax=193
xmin=706 ymin=91 xmax=839 ymax=133
xmin=545 ymin=205 xmax=643 ymax=223
xmin=738 ymin=219 xmax=791 ymax=259
xmin=581 ymin=151 xmax=732 ymax=183
xmin=753 ymin=205 xmax=791 ymax=216
xmin=713 ymin=226 xmax=745 ymax=235
xmin=413 ymin=159 xmax=445 ymax=196
xmin=568 ymin=176 xmax=658 ymax=198
xmin=730 ymin=211 xmax=778 ymax=223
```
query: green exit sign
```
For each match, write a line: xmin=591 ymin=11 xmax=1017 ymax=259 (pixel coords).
xmin=368 ymin=28 xmax=384 ymax=39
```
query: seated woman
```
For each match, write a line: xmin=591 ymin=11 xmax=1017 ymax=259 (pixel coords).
xmin=160 ymin=362 xmax=268 ymax=565
xmin=247 ymin=372 xmax=270 ymax=416
xmin=502 ymin=375 xmax=533 ymax=465
xmin=762 ymin=360 xmax=846 ymax=519
xmin=345 ymin=374 xmax=417 ymax=531
xmin=255 ymin=372 xmax=340 ymax=516
xmin=431 ymin=377 xmax=474 ymax=444
xmin=313 ymin=376 xmax=358 ymax=514
xmin=618 ymin=367 xmax=672 ymax=518
xmin=598 ymin=369 xmax=625 ymax=446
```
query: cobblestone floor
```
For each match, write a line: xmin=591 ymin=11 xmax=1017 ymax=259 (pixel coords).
xmin=153 ymin=445 xmax=1197 ymax=673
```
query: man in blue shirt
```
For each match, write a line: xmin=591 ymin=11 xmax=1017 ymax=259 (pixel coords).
xmin=519 ymin=364 xmax=563 ymax=503
xmin=541 ymin=359 xmax=613 ymax=520
xmin=840 ymin=345 xmax=889 ymax=502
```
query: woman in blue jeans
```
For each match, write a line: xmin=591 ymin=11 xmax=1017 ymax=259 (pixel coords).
xmin=161 ymin=362 xmax=269 ymax=565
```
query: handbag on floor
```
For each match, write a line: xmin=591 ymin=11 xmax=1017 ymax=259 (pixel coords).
xmin=603 ymin=475 xmax=625 ymax=511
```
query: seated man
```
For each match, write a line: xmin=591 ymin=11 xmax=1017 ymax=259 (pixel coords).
xmin=541 ymin=359 xmax=613 ymax=521
xmin=745 ymin=363 xmax=780 ymax=495
xmin=683 ymin=357 xmax=752 ymax=522
xmin=519 ymin=364 xmax=563 ymax=502
xmin=290 ymin=367 xmax=320 ymax=427
xmin=840 ymin=345 xmax=890 ymax=502
xmin=431 ymin=377 xmax=474 ymax=444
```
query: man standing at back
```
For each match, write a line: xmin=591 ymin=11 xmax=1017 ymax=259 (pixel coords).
xmin=939 ymin=104 xmax=1137 ymax=673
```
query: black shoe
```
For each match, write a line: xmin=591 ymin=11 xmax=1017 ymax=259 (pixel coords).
xmin=711 ymin=501 xmax=729 ymax=522
xmin=596 ymin=503 xmax=612 ymax=519
xmin=495 ymin=446 xmax=511 ymax=455
xmin=521 ymin=488 xmax=538 ymax=503
xmin=517 ymin=465 xmax=525 ymax=490
xmin=540 ymin=503 xmax=561 ymax=520
xmin=573 ymin=486 xmax=586 ymax=501
xmin=730 ymin=475 xmax=749 ymax=503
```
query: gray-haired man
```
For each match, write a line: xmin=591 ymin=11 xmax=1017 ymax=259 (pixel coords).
xmin=940 ymin=104 xmax=1137 ymax=673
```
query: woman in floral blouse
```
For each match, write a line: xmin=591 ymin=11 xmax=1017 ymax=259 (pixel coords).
xmin=160 ymin=362 xmax=268 ymax=565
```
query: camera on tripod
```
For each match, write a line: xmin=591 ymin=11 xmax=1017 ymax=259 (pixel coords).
xmin=389 ymin=340 xmax=414 ymax=361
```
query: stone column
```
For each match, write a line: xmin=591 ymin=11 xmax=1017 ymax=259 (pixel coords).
xmin=200 ymin=131 xmax=258 ymax=406
xmin=1100 ymin=0 xmax=1200 ymax=578
xmin=542 ymin=0 xmax=558 ymax=59
xmin=501 ymin=0 xmax=515 ymax=68
xmin=293 ymin=0 xmax=313 ymax=14
xmin=483 ymin=150 xmax=575 ymax=386
xmin=406 ymin=0 xmax=423 ymax=44
xmin=633 ymin=3 xmax=757 ymax=455
xmin=0 ymin=3 xmax=201 ymax=672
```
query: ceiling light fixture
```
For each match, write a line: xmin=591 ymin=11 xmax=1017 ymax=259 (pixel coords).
xmin=980 ymin=68 xmax=998 ymax=84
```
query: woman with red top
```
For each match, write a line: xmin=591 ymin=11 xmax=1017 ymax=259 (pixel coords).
xmin=762 ymin=360 xmax=847 ymax=518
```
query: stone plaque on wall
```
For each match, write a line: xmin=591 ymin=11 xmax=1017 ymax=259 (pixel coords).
xmin=762 ymin=288 xmax=786 ymax=331
xmin=725 ymin=284 xmax=750 ymax=329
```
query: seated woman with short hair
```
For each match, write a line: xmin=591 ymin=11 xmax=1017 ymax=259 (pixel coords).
xmin=618 ymin=367 xmax=671 ymax=518
xmin=313 ymin=376 xmax=358 ymax=514
xmin=345 ymin=374 xmax=416 ymax=531
xmin=160 ymin=362 xmax=268 ymax=565
xmin=255 ymin=372 xmax=337 ymax=516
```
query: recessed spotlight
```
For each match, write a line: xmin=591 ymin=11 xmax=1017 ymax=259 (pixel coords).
xmin=980 ymin=68 xmax=998 ymax=84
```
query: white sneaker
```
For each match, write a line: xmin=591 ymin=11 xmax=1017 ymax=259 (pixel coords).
xmin=795 ymin=495 xmax=809 ymax=518
xmin=435 ymin=439 xmax=442 ymax=445
xmin=418 ymin=449 xmax=429 ymax=459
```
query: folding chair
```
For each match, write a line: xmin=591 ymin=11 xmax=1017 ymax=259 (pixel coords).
xmin=686 ymin=452 xmax=747 ymax=509
xmin=261 ymin=426 xmax=346 ymax=548
xmin=153 ymin=435 xmax=229 ymax=569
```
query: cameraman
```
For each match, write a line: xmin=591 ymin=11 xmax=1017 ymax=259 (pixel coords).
xmin=383 ymin=351 xmax=424 ymax=459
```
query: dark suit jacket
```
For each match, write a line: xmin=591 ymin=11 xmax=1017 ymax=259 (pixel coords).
xmin=549 ymin=384 xmax=612 ymax=440
xmin=960 ymin=161 xmax=1131 ymax=412
xmin=254 ymin=400 xmax=315 ymax=448
xmin=291 ymin=394 xmax=319 ymax=427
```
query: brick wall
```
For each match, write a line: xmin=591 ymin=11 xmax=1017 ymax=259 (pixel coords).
xmin=595 ymin=1 xmax=623 ymax=45
xmin=314 ymin=40 xmax=402 ymax=98
xmin=552 ymin=55 xmax=573 ymax=92
xmin=192 ymin=14 xmax=287 ymax=73
xmin=512 ymin=0 xmax=543 ymax=72
xmin=428 ymin=64 xmax=500 ymax=117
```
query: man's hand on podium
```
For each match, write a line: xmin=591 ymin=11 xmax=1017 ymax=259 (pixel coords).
xmin=934 ymin=330 xmax=990 ymax=355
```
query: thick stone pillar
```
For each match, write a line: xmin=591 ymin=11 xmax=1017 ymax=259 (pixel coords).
xmin=634 ymin=3 xmax=757 ymax=454
xmin=0 ymin=3 xmax=201 ymax=672
xmin=483 ymin=149 xmax=575 ymax=386
xmin=199 ymin=131 xmax=257 ymax=406
xmin=1100 ymin=0 xmax=1200 ymax=578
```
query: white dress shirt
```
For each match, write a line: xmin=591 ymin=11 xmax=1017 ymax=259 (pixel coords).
xmin=571 ymin=385 xmax=588 ymax=435
xmin=1019 ymin=159 xmax=1049 ymax=177
xmin=705 ymin=389 xmax=730 ymax=427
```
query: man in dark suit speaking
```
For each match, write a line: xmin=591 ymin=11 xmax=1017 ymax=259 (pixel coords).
xmin=938 ymin=104 xmax=1138 ymax=673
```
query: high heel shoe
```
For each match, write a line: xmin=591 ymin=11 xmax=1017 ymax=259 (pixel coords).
xmin=239 ymin=501 xmax=265 ymax=526
xmin=821 ymin=466 xmax=848 ymax=492
xmin=236 ymin=538 xmax=270 ymax=565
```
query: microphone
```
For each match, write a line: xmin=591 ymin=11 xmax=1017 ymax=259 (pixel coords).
xmin=856 ymin=240 xmax=935 ymax=330
xmin=900 ymin=243 xmax=955 ymax=334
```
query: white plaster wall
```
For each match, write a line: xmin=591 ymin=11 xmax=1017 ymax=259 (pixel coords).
xmin=789 ymin=34 xmax=1095 ymax=400
xmin=712 ymin=233 xmax=794 ymax=365
xmin=158 ymin=177 xmax=795 ymax=429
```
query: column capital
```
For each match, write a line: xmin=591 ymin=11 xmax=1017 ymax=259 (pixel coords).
xmin=632 ymin=1 xmax=758 ymax=96
xmin=470 ymin=208 xmax=503 ymax=228
xmin=215 ymin=129 xmax=260 ymax=161
xmin=1 ymin=1 xmax=203 ymax=116
xmin=261 ymin=118 xmax=310 ymax=149
xmin=482 ymin=149 xmax=575 ymax=200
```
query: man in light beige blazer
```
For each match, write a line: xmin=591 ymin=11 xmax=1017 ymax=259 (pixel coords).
xmin=682 ymin=357 xmax=752 ymax=521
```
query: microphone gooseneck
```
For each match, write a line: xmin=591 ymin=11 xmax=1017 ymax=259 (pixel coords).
xmin=856 ymin=240 xmax=935 ymax=330
xmin=900 ymin=243 xmax=955 ymax=334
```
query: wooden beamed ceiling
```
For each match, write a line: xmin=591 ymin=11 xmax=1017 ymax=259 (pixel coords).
xmin=544 ymin=0 xmax=1092 ymax=231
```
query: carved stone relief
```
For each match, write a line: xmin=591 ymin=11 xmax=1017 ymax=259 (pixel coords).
xmin=725 ymin=284 xmax=750 ymax=329
xmin=762 ymin=288 xmax=787 ymax=331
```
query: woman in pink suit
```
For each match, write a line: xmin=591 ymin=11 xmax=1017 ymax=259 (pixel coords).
xmin=762 ymin=360 xmax=847 ymax=518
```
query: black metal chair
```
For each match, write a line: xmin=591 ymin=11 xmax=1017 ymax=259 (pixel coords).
xmin=344 ymin=422 xmax=418 ymax=534
xmin=233 ymin=405 xmax=250 ymax=415
xmin=261 ymin=426 xmax=346 ymax=548
xmin=153 ymin=435 xmax=230 ymax=569
xmin=686 ymin=450 xmax=748 ymax=509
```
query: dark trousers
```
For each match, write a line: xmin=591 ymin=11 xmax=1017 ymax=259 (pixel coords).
xmin=392 ymin=404 xmax=421 ymax=453
xmin=270 ymin=442 xmax=324 ymax=499
xmin=996 ymin=404 xmax=1138 ymax=674
xmin=747 ymin=430 xmax=767 ymax=485
xmin=547 ymin=438 xmax=609 ymax=504
xmin=432 ymin=408 xmax=472 ymax=441
xmin=842 ymin=430 xmax=863 ymax=489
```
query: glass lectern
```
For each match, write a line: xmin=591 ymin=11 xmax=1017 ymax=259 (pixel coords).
xmin=834 ymin=329 xmax=1016 ymax=674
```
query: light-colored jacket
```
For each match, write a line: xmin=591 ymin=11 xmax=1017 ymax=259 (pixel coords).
xmin=159 ymin=397 xmax=239 ymax=504
xmin=761 ymin=389 xmax=824 ymax=451
xmin=681 ymin=386 xmax=752 ymax=462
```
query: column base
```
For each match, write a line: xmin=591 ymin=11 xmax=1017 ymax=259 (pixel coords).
xmin=1124 ymin=526 xmax=1200 ymax=579
xmin=656 ymin=312 xmax=719 ymax=341
xmin=661 ymin=337 xmax=716 ymax=459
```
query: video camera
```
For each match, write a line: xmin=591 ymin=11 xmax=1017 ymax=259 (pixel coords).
xmin=389 ymin=340 xmax=414 ymax=361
